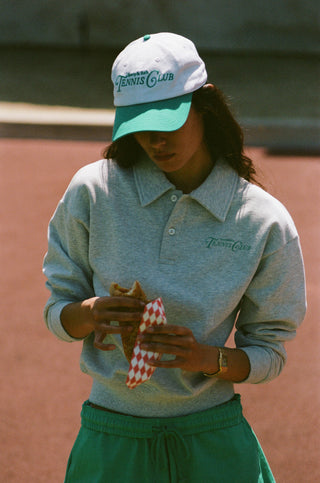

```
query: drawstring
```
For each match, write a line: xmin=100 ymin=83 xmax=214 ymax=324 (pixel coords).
xmin=151 ymin=427 xmax=190 ymax=482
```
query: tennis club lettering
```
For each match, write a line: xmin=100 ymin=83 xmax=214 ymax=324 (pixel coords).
xmin=206 ymin=237 xmax=251 ymax=252
xmin=115 ymin=70 xmax=174 ymax=92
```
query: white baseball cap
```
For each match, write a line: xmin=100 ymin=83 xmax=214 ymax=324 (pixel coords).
xmin=111 ymin=32 xmax=207 ymax=141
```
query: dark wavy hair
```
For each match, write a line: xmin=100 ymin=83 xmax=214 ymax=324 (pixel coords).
xmin=103 ymin=84 xmax=263 ymax=187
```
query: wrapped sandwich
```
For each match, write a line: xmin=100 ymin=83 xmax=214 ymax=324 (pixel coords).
xmin=110 ymin=281 xmax=167 ymax=389
xmin=109 ymin=280 xmax=148 ymax=363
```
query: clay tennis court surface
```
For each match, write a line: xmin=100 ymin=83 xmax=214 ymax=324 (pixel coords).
xmin=1 ymin=138 xmax=319 ymax=482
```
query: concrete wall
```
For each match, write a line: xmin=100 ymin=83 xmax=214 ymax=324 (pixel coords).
xmin=0 ymin=0 xmax=319 ymax=53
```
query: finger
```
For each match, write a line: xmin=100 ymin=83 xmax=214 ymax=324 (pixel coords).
xmin=145 ymin=325 xmax=192 ymax=336
xmin=93 ymin=324 xmax=134 ymax=334
xmin=94 ymin=310 xmax=143 ymax=323
xmin=97 ymin=296 xmax=145 ymax=310
xmin=138 ymin=333 xmax=194 ymax=348
xmin=140 ymin=341 xmax=190 ymax=357
xmin=93 ymin=326 xmax=125 ymax=351
xmin=148 ymin=357 xmax=185 ymax=369
xmin=94 ymin=340 xmax=117 ymax=351
xmin=93 ymin=331 xmax=116 ymax=351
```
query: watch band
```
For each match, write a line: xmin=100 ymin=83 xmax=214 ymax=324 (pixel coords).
xmin=203 ymin=348 xmax=228 ymax=377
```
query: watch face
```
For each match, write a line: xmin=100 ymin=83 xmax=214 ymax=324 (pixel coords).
xmin=221 ymin=353 xmax=228 ymax=372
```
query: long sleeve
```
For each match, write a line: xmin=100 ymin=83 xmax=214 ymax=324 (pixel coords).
xmin=43 ymin=180 xmax=95 ymax=342
xmin=235 ymin=236 xmax=306 ymax=384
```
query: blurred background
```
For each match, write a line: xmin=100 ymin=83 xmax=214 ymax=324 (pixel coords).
xmin=0 ymin=0 xmax=319 ymax=150
xmin=1 ymin=2 xmax=319 ymax=482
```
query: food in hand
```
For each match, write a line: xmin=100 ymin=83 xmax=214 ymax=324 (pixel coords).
xmin=126 ymin=297 xmax=167 ymax=389
xmin=110 ymin=280 xmax=148 ymax=362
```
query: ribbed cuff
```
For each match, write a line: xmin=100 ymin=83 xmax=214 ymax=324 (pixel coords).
xmin=47 ymin=301 xmax=83 ymax=342
xmin=237 ymin=346 xmax=273 ymax=384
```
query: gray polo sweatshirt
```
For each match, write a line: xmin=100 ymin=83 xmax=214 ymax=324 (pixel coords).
xmin=43 ymin=156 xmax=306 ymax=417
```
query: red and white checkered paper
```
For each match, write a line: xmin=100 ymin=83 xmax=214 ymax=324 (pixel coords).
xmin=126 ymin=297 xmax=167 ymax=389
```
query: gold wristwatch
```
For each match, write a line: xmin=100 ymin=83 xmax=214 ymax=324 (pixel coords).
xmin=203 ymin=348 xmax=228 ymax=377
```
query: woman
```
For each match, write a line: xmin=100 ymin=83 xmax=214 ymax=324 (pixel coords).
xmin=43 ymin=33 xmax=306 ymax=482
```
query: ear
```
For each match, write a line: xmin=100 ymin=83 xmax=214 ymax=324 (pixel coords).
xmin=202 ymin=83 xmax=215 ymax=91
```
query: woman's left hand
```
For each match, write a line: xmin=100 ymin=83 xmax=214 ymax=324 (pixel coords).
xmin=137 ymin=324 xmax=217 ymax=373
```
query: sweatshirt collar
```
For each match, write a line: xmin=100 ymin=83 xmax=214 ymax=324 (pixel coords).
xmin=189 ymin=158 xmax=239 ymax=222
xmin=133 ymin=154 xmax=174 ymax=205
xmin=134 ymin=156 xmax=239 ymax=222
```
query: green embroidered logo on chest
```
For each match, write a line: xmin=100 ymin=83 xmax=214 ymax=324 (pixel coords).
xmin=206 ymin=237 xmax=251 ymax=252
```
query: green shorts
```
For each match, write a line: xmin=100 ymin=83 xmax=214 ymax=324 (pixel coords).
xmin=64 ymin=394 xmax=275 ymax=483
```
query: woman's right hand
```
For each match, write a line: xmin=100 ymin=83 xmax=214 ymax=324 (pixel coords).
xmin=91 ymin=296 xmax=145 ymax=351
xmin=60 ymin=296 xmax=145 ymax=350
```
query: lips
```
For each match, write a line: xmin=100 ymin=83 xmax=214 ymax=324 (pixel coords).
xmin=153 ymin=153 xmax=174 ymax=163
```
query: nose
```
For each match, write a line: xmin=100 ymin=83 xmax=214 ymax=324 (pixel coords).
xmin=149 ymin=132 xmax=167 ymax=148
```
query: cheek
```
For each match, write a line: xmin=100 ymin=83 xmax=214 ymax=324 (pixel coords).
xmin=133 ymin=133 xmax=147 ymax=149
xmin=183 ymin=125 xmax=205 ymax=154
xmin=180 ymin=112 xmax=205 ymax=146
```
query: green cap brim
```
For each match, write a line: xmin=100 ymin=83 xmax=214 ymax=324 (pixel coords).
xmin=112 ymin=93 xmax=192 ymax=141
